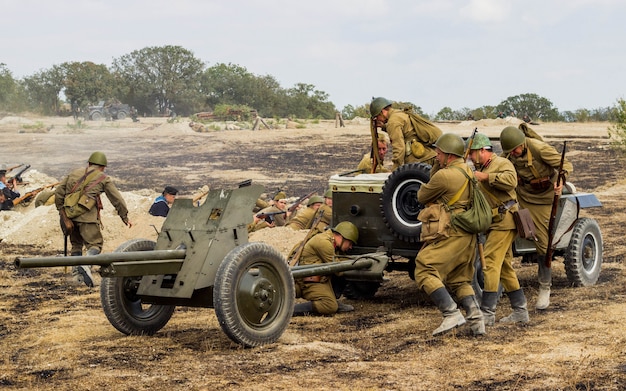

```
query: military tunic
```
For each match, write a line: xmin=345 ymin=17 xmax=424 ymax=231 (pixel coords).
xmin=55 ymin=166 xmax=129 ymax=254
xmin=385 ymin=108 xmax=438 ymax=170
xmin=286 ymin=206 xmax=318 ymax=230
xmin=475 ymin=154 xmax=521 ymax=293
xmin=414 ymin=158 xmax=477 ymax=298
xmin=295 ymin=230 xmax=339 ymax=314
xmin=356 ymin=152 xmax=389 ymax=174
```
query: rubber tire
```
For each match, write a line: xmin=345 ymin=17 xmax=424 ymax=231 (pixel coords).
xmin=343 ymin=281 xmax=381 ymax=300
xmin=564 ymin=218 xmax=603 ymax=287
xmin=100 ymin=239 xmax=176 ymax=336
xmin=91 ymin=111 xmax=102 ymax=121
xmin=380 ymin=163 xmax=431 ymax=243
xmin=116 ymin=111 xmax=127 ymax=120
xmin=214 ymin=242 xmax=294 ymax=347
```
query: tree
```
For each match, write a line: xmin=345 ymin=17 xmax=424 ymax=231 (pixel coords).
xmin=62 ymin=61 xmax=114 ymax=108
xmin=113 ymin=45 xmax=205 ymax=116
xmin=496 ymin=93 xmax=560 ymax=121
xmin=608 ymin=98 xmax=626 ymax=153
xmin=21 ymin=65 xmax=65 ymax=115
xmin=0 ymin=64 xmax=17 ymax=110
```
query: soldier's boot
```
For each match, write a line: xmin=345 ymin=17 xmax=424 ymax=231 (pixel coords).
xmin=75 ymin=247 xmax=99 ymax=288
xmin=293 ymin=301 xmax=315 ymax=316
xmin=536 ymin=259 xmax=552 ymax=310
xmin=69 ymin=251 xmax=92 ymax=288
xmin=429 ymin=288 xmax=466 ymax=336
xmin=336 ymin=301 xmax=354 ymax=313
xmin=460 ymin=295 xmax=486 ymax=336
xmin=480 ymin=291 xmax=499 ymax=326
xmin=500 ymin=289 xmax=530 ymax=324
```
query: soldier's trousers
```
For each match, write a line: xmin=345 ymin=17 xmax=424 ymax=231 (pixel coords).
xmin=296 ymin=280 xmax=338 ymax=315
xmin=414 ymin=233 xmax=477 ymax=299
xmin=482 ymin=229 xmax=521 ymax=293
xmin=69 ymin=221 xmax=103 ymax=255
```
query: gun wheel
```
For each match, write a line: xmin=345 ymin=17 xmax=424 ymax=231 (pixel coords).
xmin=214 ymin=242 xmax=294 ymax=347
xmin=380 ymin=163 xmax=431 ymax=243
xmin=100 ymin=239 xmax=175 ymax=335
xmin=565 ymin=218 xmax=603 ymax=286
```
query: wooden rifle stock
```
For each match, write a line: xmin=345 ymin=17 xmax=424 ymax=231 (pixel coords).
xmin=464 ymin=128 xmax=485 ymax=268
xmin=11 ymin=182 xmax=60 ymax=206
xmin=545 ymin=141 xmax=567 ymax=268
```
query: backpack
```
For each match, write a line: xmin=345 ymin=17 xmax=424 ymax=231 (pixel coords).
xmin=403 ymin=108 xmax=443 ymax=145
xmin=63 ymin=170 xmax=106 ymax=219
xmin=448 ymin=166 xmax=492 ymax=234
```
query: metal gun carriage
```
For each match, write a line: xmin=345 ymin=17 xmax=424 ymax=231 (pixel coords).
xmin=15 ymin=184 xmax=382 ymax=347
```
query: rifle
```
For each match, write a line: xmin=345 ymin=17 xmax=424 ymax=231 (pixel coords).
xmin=5 ymin=163 xmax=24 ymax=173
xmin=545 ymin=141 xmax=567 ymax=268
xmin=464 ymin=128 xmax=485 ymax=269
xmin=287 ymin=190 xmax=317 ymax=213
xmin=11 ymin=182 xmax=60 ymax=206
xmin=288 ymin=209 xmax=325 ymax=267
xmin=370 ymin=117 xmax=380 ymax=173
xmin=6 ymin=164 xmax=31 ymax=184
xmin=256 ymin=210 xmax=287 ymax=224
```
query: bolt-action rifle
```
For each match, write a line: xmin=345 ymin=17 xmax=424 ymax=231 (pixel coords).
xmin=11 ymin=182 xmax=60 ymax=207
xmin=287 ymin=209 xmax=325 ymax=267
xmin=370 ymin=117 xmax=380 ymax=173
xmin=545 ymin=141 xmax=567 ymax=268
xmin=255 ymin=210 xmax=287 ymax=224
xmin=287 ymin=190 xmax=317 ymax=213
xmin=6 ymin=164 xmax=31 ymax=184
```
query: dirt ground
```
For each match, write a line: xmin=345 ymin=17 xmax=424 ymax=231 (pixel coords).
xmin=1 ymin=115 xmax=625 ymax=390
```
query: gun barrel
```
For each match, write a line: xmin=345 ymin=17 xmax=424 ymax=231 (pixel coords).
xmin=291 ymin=258 xmax=373 ymax=279
xmin=15 ymin=249 xmax=187 ymax=269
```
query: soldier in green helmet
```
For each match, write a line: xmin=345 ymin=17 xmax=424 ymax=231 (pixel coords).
xmin=293 ymin=221 xmax=359 ymax=315
xmin=55 ymin=151 xmax=133 ymax=287
xmin=369 ymin=96 xmax=442 ymax=170
xmin=466 ymin=132 xmax=530 ymax=325
xmin=500 ymin=125 xmax=573 ymax=310
xmin=414 ymin=133 xmax=486 ymax=336
xmin=286 ymin=195 xmax=325 ymax=230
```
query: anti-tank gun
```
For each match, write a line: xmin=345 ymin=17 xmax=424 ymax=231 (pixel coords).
xmin=15 ymin=183 xmax=383 ymax=347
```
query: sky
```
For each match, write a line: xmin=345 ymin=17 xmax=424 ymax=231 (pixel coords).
xmin=1 ymin=0 xmax=624 ymax=115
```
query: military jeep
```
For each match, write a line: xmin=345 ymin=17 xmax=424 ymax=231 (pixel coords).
xmin=86 ymin=101 xmax=131 ymax=121
xmin=329 ymin=163 xmax=604 ymax=299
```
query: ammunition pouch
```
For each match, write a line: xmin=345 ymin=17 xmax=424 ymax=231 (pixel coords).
xmin=513 ymin=208 xmax=537 ymax=240
xmin=530 ymin=177 xmax=552 ymax=191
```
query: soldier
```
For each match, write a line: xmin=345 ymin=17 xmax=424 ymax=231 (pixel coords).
xmin=55 ymin=152 xmax=133 ymax=287
xmin=248 ymin=191 xmax=289 ymax=232
xmin=0 ymin=168 xmax=20 ymax=210
xmin=414 ymin=133 xmax=485 ymax=336
xmin=149 ymin=186 xmax=178 ymax=217
xmin=293 ymin=222 xmax=359 ymax=315
xmin=369 ymin=97 xmax=442 ymax=169
xmin=356 ymin=130 xmax=390 ymax=173
xmin=500 ymin=126 xmax=573 ymax=310
xmin=286 ymin=195 xmax=324 ymax=230
xmin=466 ymin=133 xmax=529 ymax=325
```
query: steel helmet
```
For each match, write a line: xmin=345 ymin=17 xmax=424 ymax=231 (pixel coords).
xmin=332 ymin=221 xmax=359 ymax=243
xmin=370 ymin=97 xmax=392 ymax=118
xmin=467 ymin=133 xmax=492 ymax=150
xmin=324 ymin=189 xmax=332 ymax=198
xmin=307 ymin=195 xmax=324 ymax=206
xmin=434 ymin=133 xmax=465 ymax=157
xmin=88 ymin=151 xmax=108 ymax=166
xmin=500 ymin=126 xmax=526 ymax=153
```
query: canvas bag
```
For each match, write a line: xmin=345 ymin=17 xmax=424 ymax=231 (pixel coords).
xmin=418 ymin=203 xmax=451 ymax=243
xmin=448 ymin=167 xmax=492 ymax=234
xmin=513 ymin=208 xmax=537 ymax=240
xmin=64 ymin=170 xmax=106 ymax=219
xmin=404 ymin=109 xmax=443 ymax=157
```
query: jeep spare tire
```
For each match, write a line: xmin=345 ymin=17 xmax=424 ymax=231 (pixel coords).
xmin=380 ymin=163 xmax=431 ymax=243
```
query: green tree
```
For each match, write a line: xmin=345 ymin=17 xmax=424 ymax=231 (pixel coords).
xmin=113 ymin=45 xmax=204 ymax=116
xmin=608 ymin=98 xmax=626 ymax=153
xmin=435 ymin=106 xmax=455 ymax=121
xmin=62 ymin=61 xmax=114 ymax=108
xmin=0 ymin=64 xmax=17 ymax=110
xmin=21 ymin=65 xmax=65 ymax=115
xmin=496 ymin=93 xmax=560 ymax=121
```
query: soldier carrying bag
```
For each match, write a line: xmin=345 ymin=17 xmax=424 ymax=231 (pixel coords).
xmin=448 ymin=167 xmax=492 ymax=235
xmin=63 ymin=170 xmax=106 ymax=219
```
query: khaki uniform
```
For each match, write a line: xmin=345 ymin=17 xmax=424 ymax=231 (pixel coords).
xmin=356 ymin=152 xmax=389 ymax=174
xmin=505 ymin=138 xmax=573 ymax=291
xmin=55 ymin=166 xmax=129 ymax=254
xmin=475 ymin=155 xmax=521 ymax=292
xmin=385 ymin=108 xmax=440 ymax=170
xmin=414 ymin=158 xmax=477 ymax=299
xmin=295 ymin=230 xmax=339 ymax=314
xmin=286 ymin=206 xmax=318 ymax=230
xmin=249 ymin=204 xmax=287 ymax=232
